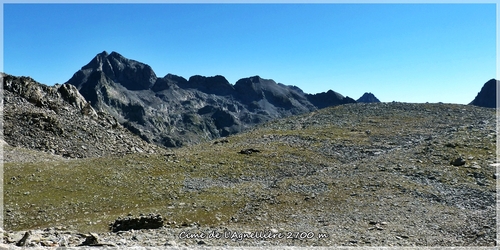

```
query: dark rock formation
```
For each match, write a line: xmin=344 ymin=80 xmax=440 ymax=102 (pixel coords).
xmin=78 ymin=233 xmax=99 ymax=246
xmin=451 ymin=157 xmax=466 ymax=166
xmin=305 ymin=90 xmax=356 ymax=109
xmin=469 ymin=79 xmax=497 ymax=108
xmin=239 ymin=148 xmax=261 ymax=155
xmin=110 ymin=214 xmax=164 ymax=232
xmin=357 ymin=92 xmax=381 ymax=103
xmin=16 ymin=231 xmax=31 ymax=247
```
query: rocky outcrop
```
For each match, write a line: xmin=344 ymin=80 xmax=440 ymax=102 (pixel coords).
xmin=3 ymin=73 xmax=164 ymax=159
xmin=469 ymin=79 xmax=497 ymax=108
xmin=356 ymin=92 xmax=381 ymax=103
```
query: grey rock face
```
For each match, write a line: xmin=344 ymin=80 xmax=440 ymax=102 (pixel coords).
xmin=469 ymin=79 xmax=497 ymax=108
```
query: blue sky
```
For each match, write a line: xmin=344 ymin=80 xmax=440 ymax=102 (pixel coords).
xmin=3 ymin=3 xmax=496 ymax=104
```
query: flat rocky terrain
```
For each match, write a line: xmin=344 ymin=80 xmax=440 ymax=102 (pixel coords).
xmin=3 ymin=102 xmax=497 ymax=248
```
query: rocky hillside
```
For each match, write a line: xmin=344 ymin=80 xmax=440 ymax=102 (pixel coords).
xmin=3 ymin=102 xmax=496 ymax=247
xmin=64 ymin=51 xmax=355 ymax=147
xmin=2 ymin=73 xmax=165 ymax=160
xmin=357 ymin=92 xmax=381 ymax=103
xmin=469 ymin=78 xmax=497 ymax=108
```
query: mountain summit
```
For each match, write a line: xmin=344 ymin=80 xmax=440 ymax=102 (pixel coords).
xmin=356 ymin=92 xmax=381 ymax=103
xmin=65 ymin=51 xmax=355 ymax=147
xmin=72 ymin=51 xmax=157 ymax=91
xmin=469 ymin=79 xmax=497 ymax=108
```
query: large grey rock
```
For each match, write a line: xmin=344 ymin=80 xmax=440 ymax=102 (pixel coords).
xmin=57 ymin=83 xmax=90 ymax=110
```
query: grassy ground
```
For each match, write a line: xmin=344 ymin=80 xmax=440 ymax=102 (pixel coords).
xmin=4 ymin=103 xmax=496 ymax=246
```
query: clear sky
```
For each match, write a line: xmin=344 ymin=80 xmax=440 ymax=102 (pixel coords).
xmin=3 ymin=3 xmax=497 ymax=104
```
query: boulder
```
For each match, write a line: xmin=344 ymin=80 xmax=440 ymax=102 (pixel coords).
xmin=110 ymin=214 xmax=164 ymax=232
xmin=451 ymin=157 xmax=466 ymax=166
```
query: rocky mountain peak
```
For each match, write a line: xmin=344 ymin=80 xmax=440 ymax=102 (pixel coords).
xmin=81 ymin=51 xmax=109 ymax=70
xmin=469 ymin=79 xmax=497 ymax=108
xmin=73 ymin=51 xmax=157 ymax=91
xmin=357 ymin=92 xmax=381 ymax=103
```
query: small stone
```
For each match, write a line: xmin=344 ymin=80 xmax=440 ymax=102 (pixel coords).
xmin=239 ymin=148 xmax=260 ymax=155
xmin=41 ymin=240 xmax=58 ymax=247
xmin=16 ymin=231 xmax=31 ymax=247
xmin=451 ymin=157 xmax=466 ymax=166
xmin=78 ymin=232 xmax=99 ymax=246
xmin=165 ymin=240 xmax=177 ymax=246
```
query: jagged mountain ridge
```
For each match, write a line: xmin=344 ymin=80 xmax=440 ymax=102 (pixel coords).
xmin=65 ymin=51 xmax=355 ymax=147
